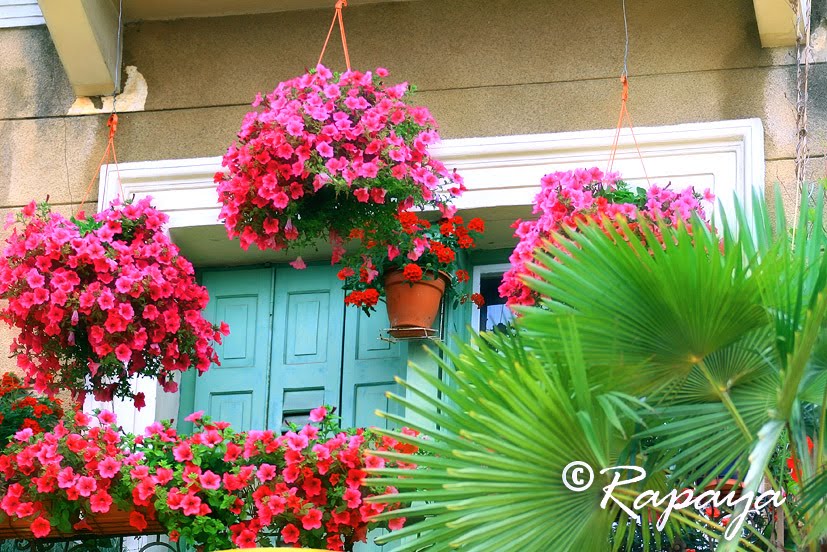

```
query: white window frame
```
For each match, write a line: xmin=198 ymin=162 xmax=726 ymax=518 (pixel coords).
xmin=98 ymin=118 xmax=765 ymax=230
xmin=471 ymin=263 xmax=513 ymax=333
xmin=0 ymin=0 xmax=43 ymax=28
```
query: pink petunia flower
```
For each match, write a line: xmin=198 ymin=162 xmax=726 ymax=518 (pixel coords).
xmin=309 ymin=406 xmax=327 ymax=422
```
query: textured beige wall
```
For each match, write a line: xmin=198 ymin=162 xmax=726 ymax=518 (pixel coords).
xmin=0 ymin=0 xmax=825 ymax=374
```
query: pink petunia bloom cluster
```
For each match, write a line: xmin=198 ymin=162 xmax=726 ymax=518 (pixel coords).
xmin=126 ymin=407 xmax=417 ymax=551
xmin=500 ymin=167 xmax=712 ymax=307
xmin=216 ymin=64 xmax=464 ymax=256
xmin=0 ymin=409 xmax=155 ymax=539
xmin=0 ymin=198 xmax=229 ymax=406
xmin=0 ymin=407 xmax=418 ymax=547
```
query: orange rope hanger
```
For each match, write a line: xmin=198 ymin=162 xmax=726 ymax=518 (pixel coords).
xmin=77 ymin=113 xmax=124 ymax=217
xmin=605 ymin=0 xmax=650 ymax=186
xmin=318 ymin=0 xmax=351 ymax=71
xmin=606 ymin=74 xmax=650 ymax=185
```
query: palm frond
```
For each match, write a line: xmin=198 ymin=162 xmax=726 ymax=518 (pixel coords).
xmin=517 ymin=211 xmax=768 ymax=395
xmin=368 ymin=328 xmax=644 ymax=551
xmin=368 ymin=328 xmax=754 ymax=551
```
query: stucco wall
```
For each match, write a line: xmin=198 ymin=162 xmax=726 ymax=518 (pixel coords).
xmin=0 ymin=0 xmax=826 ymax=375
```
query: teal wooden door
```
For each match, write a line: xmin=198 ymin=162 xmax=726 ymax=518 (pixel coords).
xmin=343 ymin=305 xmax=408 ymax=552
xmin=341 ymin=305 xmax=408 ymax=429
xmin=266 ymin=265 xmax=347 ymax=430
xmin=194 ymin=268 xmax=273 ymax=431
xmin=196 ymin=265 xmax=408 ymax=430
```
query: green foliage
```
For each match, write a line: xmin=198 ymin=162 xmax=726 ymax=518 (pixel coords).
xmin=370 ymin=189 xmax=827 ymax=551
xmin=0 ymin=372 xmax=64 ymax=447
xmin=366 ymin=328 xmax=754 ymax=551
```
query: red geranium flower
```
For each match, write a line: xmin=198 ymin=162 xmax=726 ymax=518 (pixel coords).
xmin=787 ymin=436 xmax=815 ymax=482
xmin=402 ymin=264 xmax=423 ymax=282
xmin=468 ymin=217 xmax=485 ymax=233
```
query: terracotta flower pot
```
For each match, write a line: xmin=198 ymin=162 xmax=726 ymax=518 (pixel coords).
xmin=384 ymin=269 xmax=448 ymax=338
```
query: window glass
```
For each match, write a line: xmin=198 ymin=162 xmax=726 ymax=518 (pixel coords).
xmin=478 ymin=273 xmax=515 ymax=333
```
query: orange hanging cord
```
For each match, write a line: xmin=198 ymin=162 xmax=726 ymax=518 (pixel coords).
xmin=77 ymin=114 xmax=123 ymax=216
xmin=318 ymin=0 xmax=351 ymax=71
xmin=606 ymin=74 xmax=650 ymax=185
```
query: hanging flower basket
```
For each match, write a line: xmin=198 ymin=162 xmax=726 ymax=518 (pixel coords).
xmin=0 ymin=512 xmax=75 ymax=540
xmin=0 ymin=505 xmax=164 ymax=540
xmin=79 ymin=505 xmax=164 ymax=537
xmin=499 ymin=167 xmax=713 ymax=308
xmin=0 ymin=410 xmax=163 ymax=540
xmin=0 ymin=198 xmax=229 ymax=406
xmin=216 ymin=64 xmax=464 ymax=259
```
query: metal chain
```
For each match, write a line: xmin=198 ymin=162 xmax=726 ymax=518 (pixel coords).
xmin=793 ymin=0 xmax=813 ymax=205
xmin=111 ymin=0 xmax=124 ymax=113
xmin=621 ymin=0 xmax=629 ymax=76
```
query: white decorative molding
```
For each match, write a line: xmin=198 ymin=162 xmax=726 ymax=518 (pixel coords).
xmin=0 ymin=0 xmax=44 ymax=28
xmin=98 ymin=156 xmax=223 ymax=228
xmin=99 ymin=118 xmax=765 ymax=231
xmin=436 ymin=118 xmax=765 ymax=222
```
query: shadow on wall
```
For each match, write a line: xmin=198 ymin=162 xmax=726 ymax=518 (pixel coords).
xmin=1 ymin=26 xmax=74 ymax=118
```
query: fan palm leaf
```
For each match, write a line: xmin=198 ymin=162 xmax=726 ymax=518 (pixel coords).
xmin=367 ymin=329 xmax=756 ymax=551
xmin=521 ymin=190 xmax=827 ymax=499
xmin=518 ymin=212 xmax=768 ymax=396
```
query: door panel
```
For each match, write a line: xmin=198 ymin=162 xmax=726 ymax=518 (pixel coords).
xmin=209 ymin=392 xmax=252 ymax=430
xmin=341 ymin=305 xmax=408 ymax=430
xmin=194 ymin=269 xmax=273 ymax=432
xmin=267 ymin=266 xmax=346 ymax=430
xmin=285 ymin=292 xmax=329 ymax=363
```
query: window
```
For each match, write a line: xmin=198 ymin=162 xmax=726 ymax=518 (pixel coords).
xmin=472 ymin=263 xmax=515 ymax=334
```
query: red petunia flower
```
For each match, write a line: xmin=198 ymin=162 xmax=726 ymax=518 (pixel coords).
xmin=30 ymin=515 xmax=51 ymax=538
xmin=129 ymin=511 xmax=148 ymax=532
xmin=281 ymin=523 xmax=300 ymax=544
